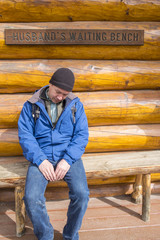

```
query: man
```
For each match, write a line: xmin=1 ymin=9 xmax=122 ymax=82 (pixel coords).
xmin=18 ymin=68 xmax=89 ymax=240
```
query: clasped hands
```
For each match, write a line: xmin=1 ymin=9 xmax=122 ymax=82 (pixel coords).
xmin=39 ymin=159 xmax=70 ymax=181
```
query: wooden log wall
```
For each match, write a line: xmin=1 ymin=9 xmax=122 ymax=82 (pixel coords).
xmin=0 ymin=125 xmax=160 ymax=156
xmin=0 ymin=60 xmax=160 ymax=93
xmin=0 ymin=22 xmax=160 ymax=60
xmin=0 ymin=0 xmax=160 ymax=197
xmin=0 ymin=0 xmax=160 ymax=22
xmin=1 ymin=91 xmax=160 ymax=128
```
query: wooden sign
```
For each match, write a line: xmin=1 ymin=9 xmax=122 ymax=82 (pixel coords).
xmin=5 ymin=29 xmax=144 ymax=45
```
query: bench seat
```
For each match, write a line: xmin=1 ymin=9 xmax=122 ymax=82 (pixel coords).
xmin=0 ymin=150 xmax=160 ymax=237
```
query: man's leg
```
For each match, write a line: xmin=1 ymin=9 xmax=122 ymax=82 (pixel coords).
xmin=63 ymin=159 xmax=89 ymax=240
xmin=23 ymin=163 xmax=54 ymax=240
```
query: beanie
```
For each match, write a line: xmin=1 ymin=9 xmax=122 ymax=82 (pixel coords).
xmin=49 ymin=68 xmax=75 ymax=92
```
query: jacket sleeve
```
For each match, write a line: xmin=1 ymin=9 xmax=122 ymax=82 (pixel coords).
xmin=63 ymin=101 xmax=89 ymax=165
xmin=18 ymin=101 xmax=47 ymax=166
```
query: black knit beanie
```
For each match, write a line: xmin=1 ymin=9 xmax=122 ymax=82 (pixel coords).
xmin=49 ymin=68 xmax=75 ymax=92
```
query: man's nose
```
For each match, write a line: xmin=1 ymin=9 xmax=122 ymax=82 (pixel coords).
xmin=57 ymin=95 xmax=63 ymax=101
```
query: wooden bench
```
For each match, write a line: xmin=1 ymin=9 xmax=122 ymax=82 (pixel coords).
xmin=0 ymin=150 xmax=160 ymax=237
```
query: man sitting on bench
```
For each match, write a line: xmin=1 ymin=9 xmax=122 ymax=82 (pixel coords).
xmin=18 ymin=68 xmax=89 ymax=240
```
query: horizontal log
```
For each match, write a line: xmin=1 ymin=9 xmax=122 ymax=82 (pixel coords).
xmin=1 ymin=181 xmax=160 ymax=202
xmin=84 ymin=151 xmax=160 ymax=178
xmin=0 ymin=156 xmax=136 ymax=187
xmin=0 ymin=154 xmax=160 ymax=188
xmin=83 ymin=90 xmax=160 ymax=126
xmin=0 ymin=174 xmax=159 ymax=189
xmin=46 ymin=183 xmax=133 ymax=200
xmin=87 ymin=125 xmax=160 ymax=153
xmin=1 ymin=91 xmax=160 ymax=128
xmin=0 ymin=60 xmax=160 ymax=93
xmin=1 ymin=150 xmax=160 ymax=185
xmin=151 ymin=173 xmax=160 ymax=183
xmin=1 ymin=22 xmax=160 ymax=60
xmin=0 ymin=184 xmax=132 ymax=202
xmin=0 ymin=0 xmax=160 ymax=22
xmin=0 ymin=126 xmax=160 ymax=156
xmin=45 ymin=182 xmax=160 ymax=200
xmin=0 ymin=176 xmax=135 ymax=189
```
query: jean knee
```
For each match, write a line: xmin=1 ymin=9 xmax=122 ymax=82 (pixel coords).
xmin=24 ymin=190 xmax=35 ymax=203
xmin=74 ymin=188 xmax=89 ymax=204
xmin=24 ymin=190 xmax=45 ymax=208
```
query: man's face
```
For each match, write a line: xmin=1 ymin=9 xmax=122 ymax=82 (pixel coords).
xmin=48 ymin=84 xmax=69 ymax=103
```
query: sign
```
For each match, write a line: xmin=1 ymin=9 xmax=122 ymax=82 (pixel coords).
xmin=5 ymin=29 xmax=144 ymax=45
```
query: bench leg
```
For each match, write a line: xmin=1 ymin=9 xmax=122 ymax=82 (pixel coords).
xmin=132 ymin=174 xmax=142 ymax=204
xmin=142 ymin=174 xmax=151 ymax=222
xmin=15 ymin=186 xmax=26 ymax=237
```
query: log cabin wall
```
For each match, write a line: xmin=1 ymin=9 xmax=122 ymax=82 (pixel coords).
xmin=0 ymin=0 xmax=160 ymax=201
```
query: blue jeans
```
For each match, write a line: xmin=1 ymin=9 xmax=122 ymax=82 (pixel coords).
xmin=23 ymin=159 xmax=89 ymax=240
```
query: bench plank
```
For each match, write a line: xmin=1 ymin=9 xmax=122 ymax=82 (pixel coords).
xmin=0 ymin=150 xmax=159 ymax=231
xmin=0 ymin=150 xmax=160 ymax=185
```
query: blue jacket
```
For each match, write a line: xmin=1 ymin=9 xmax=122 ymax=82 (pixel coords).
xmin=18 ymin=86 xmax=89 ymax=166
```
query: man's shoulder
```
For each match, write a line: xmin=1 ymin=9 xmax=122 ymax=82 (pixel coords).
xmin=67 ymin=92 xmax=77 ymax=101
xmin=28 ymin=85 xmax=49 ymax=104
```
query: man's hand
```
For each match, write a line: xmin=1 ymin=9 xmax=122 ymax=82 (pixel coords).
xmin=55 ymin=159 xmax=70 ymax=180
xmin=39 ymin=159 xmax=57 ymax=181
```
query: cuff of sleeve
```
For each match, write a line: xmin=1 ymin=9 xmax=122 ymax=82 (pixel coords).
xmin=35 ymin=157 xmax=47 ymax=167
xmin=63 ymin=154 xmax=73 ymax=166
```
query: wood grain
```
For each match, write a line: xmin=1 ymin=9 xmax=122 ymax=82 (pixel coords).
xmin=1 ymin=182 xmax=160 ymax=202
xmin=142 ymin=174 xmax=151 ymax=222
xmin=0 ymin=125 xmax=160 ymax=156
xmin=0 ymin=91 xmax=160 ymax=128
xmin=0 ymin=60 xmax=159 ymax=93
xmin=15 ymin=186 xmax=25 ymax=237
xmin=0 ymin=150 xmax=160 ymax=185
xmin=87 ymin=125 xmax=160 ymax=152
xmin=0 ymin=0 xmax=160 ymax=22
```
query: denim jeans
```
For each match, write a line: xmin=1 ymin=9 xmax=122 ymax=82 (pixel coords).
xmin=23 ymin=158 xmax=89 ymax=240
